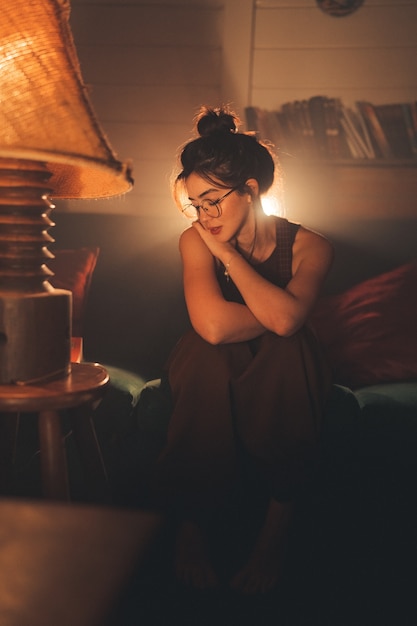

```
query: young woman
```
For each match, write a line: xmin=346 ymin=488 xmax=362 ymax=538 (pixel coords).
xmin=151 ymin=105 xmax=333 ymax=594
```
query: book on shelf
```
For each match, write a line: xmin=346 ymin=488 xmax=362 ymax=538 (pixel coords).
xmin=300 ymin=99 xmax=317 ymax=156
xmin=245 ymin=103 xmax=307 ymax=158
xmin=401 ymin=103 xmax=417 ymax=157
xmin=374 ymin=103 xmax=416 ymax=159
xmin=246 ymin=98 xmax=417 ymax=162
xmin=262 ymin=109 xmax=289 ymax=153
xmin=306 ymin=96 xmax=328 ymax=158
xmin=280 ymin=100 xmax=312 ymax=157
xmin=246 ymin=97 xmax=349 ymax=159
xmin=356 ymin=101 xmax=394 ymax=159
xmin=323 ymin=97 xmax=351 ymax=159
xmin=411 ymin=101 xmax=417 ymax=141
xmin=245 ymin=106 xmax=290 ymax=155
xmin=340 ymin=104 xmax=375 ymax=159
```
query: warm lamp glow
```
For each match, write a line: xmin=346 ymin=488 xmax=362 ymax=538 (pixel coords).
xmin=261 ymin=194 xmax=284 ymax=217
xmin=0 ymin=0 xmax=133 ymax=384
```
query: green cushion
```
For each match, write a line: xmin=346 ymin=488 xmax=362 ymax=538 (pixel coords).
xmin=93 ymin=365 xmax=147 ymax=466
xmin=354 ymin=382 xmax=417 ymax=463
xmin=354 ymin=381 xmax=417 ymax=410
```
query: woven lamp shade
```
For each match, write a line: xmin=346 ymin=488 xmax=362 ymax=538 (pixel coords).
xmin=0 ymin=0 xmax=132 ymax=383
xmin=0 ymin=0 xmax=132 ymax=198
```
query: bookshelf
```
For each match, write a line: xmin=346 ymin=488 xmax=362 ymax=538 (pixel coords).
xmin=245 ymin=98 xmax=417 ymax=162
xmin=245 ymin=98 xmax=417 ymax=222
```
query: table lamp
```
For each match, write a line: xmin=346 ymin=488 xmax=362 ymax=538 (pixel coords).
xmin=0 ymin=0 xmax=133 ymax=384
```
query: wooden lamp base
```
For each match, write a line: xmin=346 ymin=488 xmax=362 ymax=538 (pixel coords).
xmin=0 ymin=158 xmax=72 ymax=384
xmin=0 ymin=289 xmax=71 ymax=384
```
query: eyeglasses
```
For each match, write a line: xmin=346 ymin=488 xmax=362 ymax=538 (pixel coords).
xmin=181 ymin=187 xmax=238 ymax=219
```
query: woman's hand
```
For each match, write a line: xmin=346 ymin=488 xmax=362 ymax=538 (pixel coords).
xmin=180 ymin=226 xmax=266 ymax=345
xmin=191 ymin=220 xmax=235 ymax=266
xmin=222 ymin=226 xmax=334 ymax=337
xmin=183 ymin=220 xmax=333 ymax=342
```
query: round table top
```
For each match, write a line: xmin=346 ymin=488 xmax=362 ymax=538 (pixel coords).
xmin=0 ymin=363 xmax=109 ymax=412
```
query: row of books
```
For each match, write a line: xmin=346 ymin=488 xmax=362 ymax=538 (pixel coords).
xmin=245 ymin=97 xmax=417 ymax=161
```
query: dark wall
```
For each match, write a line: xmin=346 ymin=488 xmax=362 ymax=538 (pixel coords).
xmin=321 ymin=218 xmax=417 ymax=294
xmin=52 ymin=212 xmax=417 ymax=380
xmin=52 ymin=212 xmax=189 ymax=381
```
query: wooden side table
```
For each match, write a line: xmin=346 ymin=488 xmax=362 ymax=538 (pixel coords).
xmin=0 ymin=362 xmax=110 ymax=501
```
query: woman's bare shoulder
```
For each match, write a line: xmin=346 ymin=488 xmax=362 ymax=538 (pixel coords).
xmin=293 ymin=225 xmax=334 ymax=272
xmin=296 ymin=225 xmax=333 ymax=253
xmin=180 ymin=225 xmax=202 ymax=253
xmin=179 ymin=224 xmax=212 ymax=263
xmin=179 ymin=224 xmax=200 ymax=246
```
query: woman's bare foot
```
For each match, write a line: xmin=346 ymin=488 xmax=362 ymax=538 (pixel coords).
xmin=175 ymin=520 xmax=219 ymax=589
xmin=230 ymin=499 xmax=293 ymax=594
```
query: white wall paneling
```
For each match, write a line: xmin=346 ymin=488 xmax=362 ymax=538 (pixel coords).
xmin=59 ymin=0 xmax=417 ymax=217
xmin=250 ymin=0 xmax=417 ymax=108
xmin=64 ymin=0 xmax=225 ymax=218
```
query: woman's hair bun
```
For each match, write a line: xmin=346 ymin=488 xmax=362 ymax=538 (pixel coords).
xmin=195 ymin=106 xmax=238 ymax=138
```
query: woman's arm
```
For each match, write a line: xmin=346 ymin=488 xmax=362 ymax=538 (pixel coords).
xmin=180 ymin=227 xmax=266 ymax=344
xmin=220 ymin=226 xmax=334 ymax=337
xmin=181 ymin=218 xmax=333 ymax=344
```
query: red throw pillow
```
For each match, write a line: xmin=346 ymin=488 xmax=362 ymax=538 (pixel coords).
xmin=47 ymin=247 xmax=100 ymax=338
xmin=311 ymin=262 xmax=417 ymax=389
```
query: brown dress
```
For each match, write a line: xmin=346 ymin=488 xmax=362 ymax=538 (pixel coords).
xmin=152 ymin=217 xmax=331 ymax=516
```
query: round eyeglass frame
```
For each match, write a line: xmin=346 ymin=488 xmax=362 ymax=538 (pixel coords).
xmin=181 ymin=186 xmax=238 ymax=219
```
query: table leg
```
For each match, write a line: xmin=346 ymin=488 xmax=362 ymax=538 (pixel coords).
xmin=70 ymin=403 xmax=110 ymax=503
xmin=0 ymin=412 xmax=19 ymax=494
xmin=38 ymin=410 xmax=70 ymax=501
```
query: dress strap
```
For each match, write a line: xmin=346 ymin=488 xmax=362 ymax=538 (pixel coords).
xmin=275 ymin=217 xmax=300 ymax=286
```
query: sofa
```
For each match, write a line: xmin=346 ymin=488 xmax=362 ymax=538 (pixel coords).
xmin=48 ymin=248 xmax=415 ymax=561
xmin=37 ymin=243 xmax=417 ymax=504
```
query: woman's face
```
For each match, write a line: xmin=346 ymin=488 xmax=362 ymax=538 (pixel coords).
xmin=185 ymin=172 xmax=256 ymax=243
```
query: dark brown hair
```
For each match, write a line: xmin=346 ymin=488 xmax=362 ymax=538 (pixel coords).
xmin=173 ymin=105 xmax=277 ymax=207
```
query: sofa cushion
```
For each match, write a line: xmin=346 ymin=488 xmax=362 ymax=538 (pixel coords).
xmin=312 ymin=261 xmax=417 ymax=389
xmin=93 ymin=365 xmax=147 ymax=450
xmin=353 ymin=382 xmax=417 ymax=465
xmin=354 ymin=382 xmax=417 ymax=411
xmin=48 ymin=247 xmax=100 ymax=337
